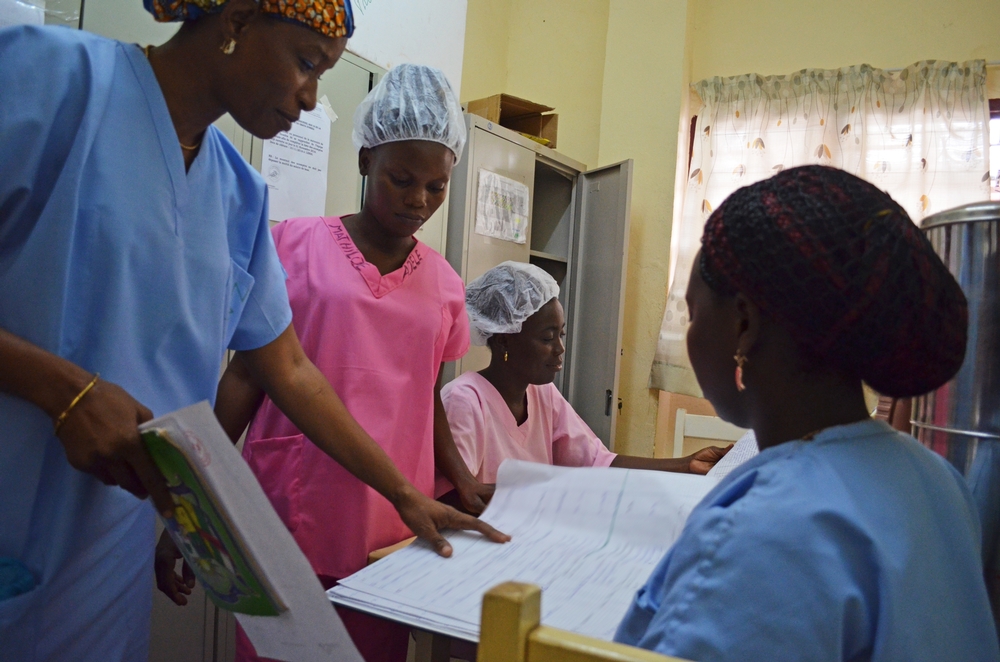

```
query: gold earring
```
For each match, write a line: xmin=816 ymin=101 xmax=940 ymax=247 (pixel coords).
xmin=221 ymin=38 xmax=237 ymax=55
xmin=734 ymin=352 xmax=747 ymax=392
xmin=504 ymin=350 xmax=508 ymax=362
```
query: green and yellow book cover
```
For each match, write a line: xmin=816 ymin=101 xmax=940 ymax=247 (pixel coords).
xmin=142 ymin=428 xmax=286 ymax=616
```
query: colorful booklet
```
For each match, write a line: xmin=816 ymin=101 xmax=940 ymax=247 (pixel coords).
xmin=139 ymin=403 xmax=362 ymax=662
xmin=141 ymin=426 xmax=285 ymax=616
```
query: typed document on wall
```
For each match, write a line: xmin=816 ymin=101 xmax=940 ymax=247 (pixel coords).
xmin=0 ymin=0 xmax=45 ymax=27
xmin=262 ymin=104 xmax=332 ymax=222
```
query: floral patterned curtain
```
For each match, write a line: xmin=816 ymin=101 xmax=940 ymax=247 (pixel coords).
xmin=650 ymin=60 xmax=990 ymax=395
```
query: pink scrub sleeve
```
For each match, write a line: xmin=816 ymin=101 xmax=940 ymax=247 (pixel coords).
xmin=440 ymin=382 xmax=487 ymax=479
xmin=440 ymin=277 xmax=470 ymax=362
xmin=271 ymin=218 xmax=288 ymax=246
xmin=549 ymin=385 xmax=617 ymax=468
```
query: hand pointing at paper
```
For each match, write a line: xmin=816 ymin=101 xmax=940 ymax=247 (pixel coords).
xmin=391 ymin=486 xmax=509 ymax=557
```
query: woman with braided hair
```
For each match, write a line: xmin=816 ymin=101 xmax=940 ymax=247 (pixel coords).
xmin=615 ymin=166 xmax=999 ymax=661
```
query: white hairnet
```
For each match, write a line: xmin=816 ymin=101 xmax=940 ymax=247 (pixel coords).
xmin=466 ymin=262 xmax=560 ymax=346
xmin=352 ymin=63 xmax=467 ymax=160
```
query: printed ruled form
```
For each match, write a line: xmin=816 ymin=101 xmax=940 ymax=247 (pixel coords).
xmin=707 ymin=430 xmax=760 ymax=480
xmin=329 ymin=460 xmax=717 ymax=642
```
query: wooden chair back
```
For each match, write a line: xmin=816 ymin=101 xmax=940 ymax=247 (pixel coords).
xmin=477 ymin=582 xmax=691 ymax=662
xmin=672 ymin=409 xmax=746 ymax=459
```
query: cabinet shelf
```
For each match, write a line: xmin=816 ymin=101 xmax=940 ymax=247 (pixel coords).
xmin=529 ymin=250 xmax=568 ymax=264
xmin=446 ymin=114 xmax=632 ymax=449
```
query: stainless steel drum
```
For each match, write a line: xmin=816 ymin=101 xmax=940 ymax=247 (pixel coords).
xmin=913 ymin=201 xmax=1000 ymax=631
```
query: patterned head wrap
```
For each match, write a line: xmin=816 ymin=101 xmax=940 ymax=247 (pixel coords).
xmin=144 ymin=0 xmax=354 ymax=39
xmin=699 ymin=165 xmax=967 ymax=398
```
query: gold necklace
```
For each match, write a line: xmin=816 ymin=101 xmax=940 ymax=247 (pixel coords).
xmin=142 ymin=44 xmax=202 ymax=152
xmin=800 ymin=428 xmax=826 ymax=441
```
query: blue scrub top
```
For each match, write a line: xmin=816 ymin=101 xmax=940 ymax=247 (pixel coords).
xmin=0 ymin=26 xmax=292 ymax=661
xmin=615 ymin=419 xmax=1000 ymax=662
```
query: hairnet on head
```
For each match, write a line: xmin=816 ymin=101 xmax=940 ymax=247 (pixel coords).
xmin=352 ymin=63 xmax=467 ymax=161
xmin=466 ymin=262 xmax=560 ymax=346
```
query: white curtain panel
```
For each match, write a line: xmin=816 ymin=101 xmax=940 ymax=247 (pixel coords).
xmin=650 ymin=60 xmax=990 ymax=394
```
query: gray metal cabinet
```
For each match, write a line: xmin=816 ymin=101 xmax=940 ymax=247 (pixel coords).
xmin=445 ymin=119 xmax=537 ymax=378
xmin=562 ymin=162 xmax=632 ymax=447
xmin=445 ymin=115 xmax=632 ymax=449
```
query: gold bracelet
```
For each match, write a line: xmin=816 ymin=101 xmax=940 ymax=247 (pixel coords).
xmin=54 ymin=373 xmax=100 ymax=434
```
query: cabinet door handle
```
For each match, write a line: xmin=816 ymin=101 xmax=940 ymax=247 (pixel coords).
xmin=605 ymin=389 xmax=613 ymax=416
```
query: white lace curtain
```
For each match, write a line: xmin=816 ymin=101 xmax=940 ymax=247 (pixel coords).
xmin=650 ymin=60 xmax=991 ymax=395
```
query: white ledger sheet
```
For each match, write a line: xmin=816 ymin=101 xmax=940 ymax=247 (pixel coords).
xmin=329 ymin=460 xmax=717 ymax=642
xmin=707 ymin=430 xmax=759 ymax=480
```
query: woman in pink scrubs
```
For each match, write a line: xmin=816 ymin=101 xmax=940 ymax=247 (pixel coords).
xmin=441 ymin=262 xmax=730 ymax=486
xmin=215 ymin=64 xmax=496 ymax=662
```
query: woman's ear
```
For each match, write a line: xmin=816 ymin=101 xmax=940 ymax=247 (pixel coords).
xmin=734 ymin=292 xmax=762 ymax=358
xmin=490 ymin=334 xmax=511 ymax=360
xmin=219 ymin=0 xmax=259 ymax=41
xmin=358 ymin=148 xmax=372 ymax=177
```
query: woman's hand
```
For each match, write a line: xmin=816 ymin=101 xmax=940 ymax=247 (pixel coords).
xmin=154 ymin=530 xmax=196 ymax=605
xmin=391 ymin=485 xmax=509 ymax=557
xmin=0 ymin=328 xmax=173 ymax=515
xmin=687 ymin=444 xmax=732 ymax=475
xmin=55 ymin=378 xmax=175 ymax=516
xmin=453 ymin=478 xmax=495 ymax=516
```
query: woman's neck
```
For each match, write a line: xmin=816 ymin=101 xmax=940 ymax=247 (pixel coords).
xmin=479 ymin=361 xmax=529 ymax=423
xmin=341 ymin=210 xmax=416 ymax=275
xmin=748 ymin=374 xmax=870 ymax=451
xmin=147 ymin=32 xmax=227 ymax=165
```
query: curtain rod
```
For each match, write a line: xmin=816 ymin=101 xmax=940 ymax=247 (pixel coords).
xmin=881 ymin=60 xmax=1000 ymax=73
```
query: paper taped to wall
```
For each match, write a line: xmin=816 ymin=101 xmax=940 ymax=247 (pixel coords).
xmin=262 ymin=105 xmax=332 ymax=222
xmin=0 ymin=0 xmax=44 ymax=27
xmin=475 ymin=169 xmax=529 ymax=243
xmin=329 ymin=460 xmax=716 ymax=642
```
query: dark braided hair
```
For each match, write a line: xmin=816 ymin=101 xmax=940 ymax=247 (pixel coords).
xmin=699 ymin=165 xmax=967 ymax=398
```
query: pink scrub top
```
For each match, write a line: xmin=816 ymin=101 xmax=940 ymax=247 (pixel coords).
xmin=242 ymin=216 xmax=470 ymax=579
xmin=440 ymin=371 xmax=617 ymax=485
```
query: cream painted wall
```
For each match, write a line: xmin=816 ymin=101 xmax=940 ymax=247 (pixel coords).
xmin=460 ymin=0 xmax=610 ymax=167
xmin=504 ymin=0 xmax=610 ymax=167
xmin=689 ymin=0 xmax=1000 ymax=80
xmin=598 ymin=1 xmax=691 ymax=456
xmin=460 ymin=0 xmax=513 ymax=103
xmin=459 ymin=0 xmax=1000 ymax=458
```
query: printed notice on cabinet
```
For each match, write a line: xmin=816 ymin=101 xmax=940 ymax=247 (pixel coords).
xmin=0 ymin=0 xmax=45 ymax=27
xmin=262 ymin=104 xmax=331 ymax=222
xmin=475 ymin=170 xmax=529 ymax=244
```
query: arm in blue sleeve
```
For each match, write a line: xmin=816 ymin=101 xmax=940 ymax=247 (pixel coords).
xmin=227 ymin=173 xmax=292 ymax=351
xmin=617 ymin=483 xmax=876 ymax=662
xmin=0 ymin=27 xmax=101 ymax=243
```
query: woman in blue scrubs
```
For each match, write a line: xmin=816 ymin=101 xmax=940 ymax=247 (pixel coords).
xmin=615 ymin=166 xmax=1000 ymax=661
xmin=0 ymin=2 xmax=503 ymax=660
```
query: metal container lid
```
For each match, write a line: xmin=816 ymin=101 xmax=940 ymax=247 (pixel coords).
xmin=921 ymin=201 xmax=1000 ymax=230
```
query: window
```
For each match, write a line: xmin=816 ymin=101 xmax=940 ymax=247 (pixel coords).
xmin=990 ymin=100 xmax=1000 ymax=200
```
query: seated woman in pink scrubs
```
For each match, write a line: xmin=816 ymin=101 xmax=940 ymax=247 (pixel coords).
xmin=441 ymin=262 xmax=730 ymax=486
xmin=214 ymin=64 xmax=499 ymax=662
